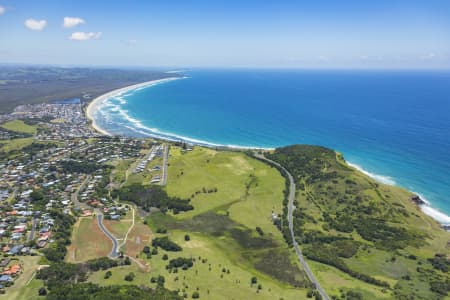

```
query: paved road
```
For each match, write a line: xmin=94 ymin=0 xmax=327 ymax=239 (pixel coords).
xmin=161 ymin=144 xmax=169 ymax=185
xmin=255 ymin=154 xmax=329 ymax=300
xmin=97 ymin=213 xmax=119 ymax=258
xmin=72 ymin=175 xmax=91 ymax=210
xmin=28 ymin=217 xmax=38 ymax=241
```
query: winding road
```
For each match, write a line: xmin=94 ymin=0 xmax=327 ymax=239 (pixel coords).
xmin=255 ymin=154 xmax=330 ymax=300
xmin=97 ymin=213 xmax=119 ymax=258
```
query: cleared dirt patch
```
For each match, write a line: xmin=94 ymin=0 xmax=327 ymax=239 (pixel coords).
xmin=66 ymin=217 xmax=111 ymax=262
xmin=123 ymin=223 xmax=152 ymax=270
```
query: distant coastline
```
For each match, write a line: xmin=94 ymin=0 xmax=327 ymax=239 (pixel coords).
xmin=85 ymin=76 xmax=450 ymax=228
xmin=86 ymin=77 xmax=182 ymax=136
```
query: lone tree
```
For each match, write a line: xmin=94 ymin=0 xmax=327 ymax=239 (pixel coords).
xmin=124 ymin=272 xmax=135 ymax=281
xmin=38 ymin=287 xmax=47 ymax=296
xmin=184 ymin=234 xmax=190 ymax=241
xmin=104 ymin=270 xmax=112 ymax=279
xmin=251 ymin=276 xmax=258 ymax=285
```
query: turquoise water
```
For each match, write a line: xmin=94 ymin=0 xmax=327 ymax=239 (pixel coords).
xmin=93 ymin=69 xmax=450 ymax=223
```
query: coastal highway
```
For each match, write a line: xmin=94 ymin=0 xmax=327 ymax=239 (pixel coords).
xmin=255 ymin=153 xmax=330 ymax=300
xmin=97 ymin=213 xmax=119 ymax=258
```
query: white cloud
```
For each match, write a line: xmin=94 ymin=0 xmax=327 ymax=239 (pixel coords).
xmin=0 ymin=6 xmax=5 ymax=15
xmin=420 ymin=52 xmax=437 ymax=60
xmin=69 ymin=31 xmax=102 ymax=41
xmin=24 ymin=19 xmax=47 ymax=31
xmin=125 ymin=39 xmax=137 ymax=46
xmin=63 ymin=17 xmax=85 ymax=28
xmin=317 ymin=55 xmax=330 ymax=62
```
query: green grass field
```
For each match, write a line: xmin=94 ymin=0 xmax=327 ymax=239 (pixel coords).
xmin=0 ymin=137 xmax=33 ymax=152
xmin=1 ymin=120 xmax=36 ymax=134
xmin=66 ymin=217 xmax=112 ymax=263
xmin=103 ymin=146 xmax=311 ymax=298
xmin=0 ymin=256 xmax=42 ymax=300
xmin=90 ymin=231 xmax=308 ymax=300
xmin=308 ymin=260 xmax=392 ymax=299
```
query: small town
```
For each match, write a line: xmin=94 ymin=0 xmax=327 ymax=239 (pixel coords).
xmin=0 ymin=101 xmax=169 ymax=295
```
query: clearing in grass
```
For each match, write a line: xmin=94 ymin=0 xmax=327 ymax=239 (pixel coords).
xmin=66 ymin=217 xmax=111 ymax=263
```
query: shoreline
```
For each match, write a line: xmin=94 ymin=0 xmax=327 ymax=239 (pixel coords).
xmin=348 ymin=162 xmax=450 ymax=226
xmin=85 ymin=80 xmax=450 ymax=227
xmin=86 ymin=77 xmax=183 ymax=136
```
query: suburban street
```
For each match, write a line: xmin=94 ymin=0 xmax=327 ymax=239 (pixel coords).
xmin=255 ymin=154 xmax=329 ymax=300
xmin=27 ymin=217 xmax=38 ymax=242
xmin=161 ymin=143 xmax=169 ymax=185
xmin=71 ymin=175 xmax=91 ymax=210
xmin=96 ymin=213 xmax=119 ymax=258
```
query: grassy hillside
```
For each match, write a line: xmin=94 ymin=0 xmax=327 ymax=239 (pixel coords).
xmin=110 ymin=146 xmax=311 ymax=299
xmin=267 ymin=145 xmax=450 ymax=299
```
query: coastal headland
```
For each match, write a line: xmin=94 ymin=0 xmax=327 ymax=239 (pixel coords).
xmin=85 ymin=79 xmax=450 ymax=228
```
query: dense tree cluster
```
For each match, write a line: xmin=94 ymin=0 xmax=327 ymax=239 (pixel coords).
xmin=41 ymin=210 xmax=76 ymax=262
xmin=111 ymin=184 xmax=193 ymax=214
xmin=85 ymin=257 xmax=119 ymax=271
xmin=36 ymin=262 xmax=87 ymax=290
xmin=60 ymin=160 xmax=103 ymax=174
xmin=44 ymin=283 xmax=182 ymax=300
xmin=166 ymin=257 xmax=194 ymax=271
xmin=430 ymin=280 xmax=450 ymax=296
xmin=152 ymin=236 xmax=182 ymax=252
xmin=352 ymin=218 xmax=421 ymax=250
xmin=429 ymin=254 xmax=450 ymax=273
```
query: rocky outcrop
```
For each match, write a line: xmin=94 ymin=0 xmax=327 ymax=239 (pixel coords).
xmin=411 ymin=195 xmax=426 ymax=205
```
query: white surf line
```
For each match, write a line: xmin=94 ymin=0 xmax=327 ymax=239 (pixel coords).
xmin=347 ymin=162 xmax=450 ymax=225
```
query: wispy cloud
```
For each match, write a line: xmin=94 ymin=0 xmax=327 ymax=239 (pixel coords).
xmin=125 ymin=39 xmax=138 ymax=46
xmin=63 ymin=17 xmax=85 ymax=28
xmin=0 ymin=6 xmax=5 ymax=15
xmin=419 ymin=52 xmax=437 ymax=60
xmin=24 ymin=19 xmax=47 ymax=31
xmin=69 ymin=31 xmax=102 ymax=41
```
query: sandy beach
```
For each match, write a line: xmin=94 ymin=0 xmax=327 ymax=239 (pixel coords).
xmin=86 ymin=77 xmax=182 ymax=136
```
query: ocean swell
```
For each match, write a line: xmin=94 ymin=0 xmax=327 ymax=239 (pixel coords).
xmin=90 ymin=76 xmax=450 ymax=226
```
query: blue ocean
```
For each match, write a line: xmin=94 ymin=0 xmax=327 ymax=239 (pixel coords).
xmin=93 ymin=70 xmax=450 ymax=222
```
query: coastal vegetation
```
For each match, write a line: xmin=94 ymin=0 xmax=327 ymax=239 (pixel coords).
xmin=111 ymin=184 xmax=193 ymax=214
xmin=2 ymin=130 xmax=448 ymax=299
xmin=267 ymin=145 xmax=450 ymax=299
xmin=34 ymin=258 xmax=180 ymax=300
xmin=102 ymin=146 xmax=311 ymax=299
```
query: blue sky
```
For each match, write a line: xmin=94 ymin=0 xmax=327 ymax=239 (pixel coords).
xmin=0 ymin=0 xmax=449 ymax=69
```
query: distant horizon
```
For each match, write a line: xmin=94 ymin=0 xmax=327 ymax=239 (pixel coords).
xmin=1 ymin=1 xmax=449 ymax=69
xmin=1 ymin=61 xmax=450 ymax=72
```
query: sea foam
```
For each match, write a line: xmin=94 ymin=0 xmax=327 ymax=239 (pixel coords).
xmin=347 ymin=162 xmax=396 ymax=185
xmin=348 ymin=162 xmax=450 ymax=225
